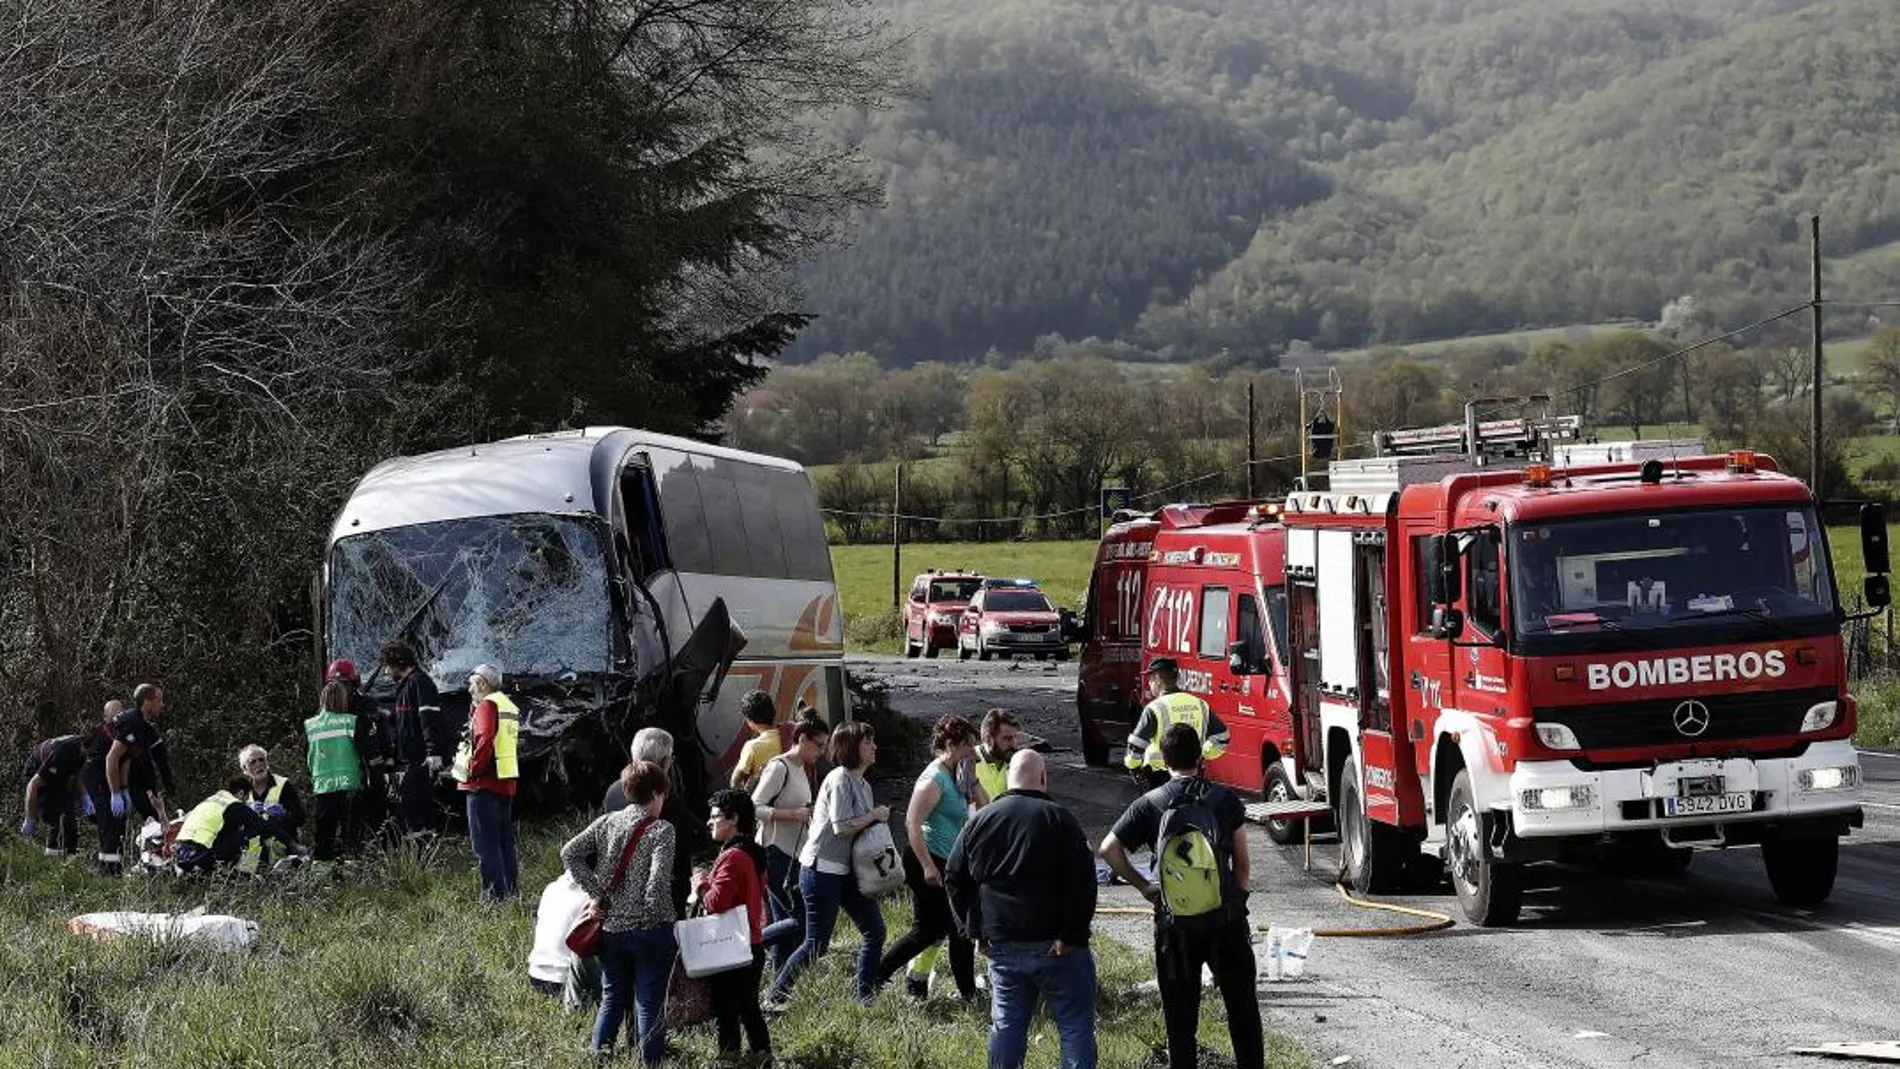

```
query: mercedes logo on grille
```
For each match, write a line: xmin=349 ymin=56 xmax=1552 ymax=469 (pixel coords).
xmin=1673 ymin=700 xmax=1712 ymax=738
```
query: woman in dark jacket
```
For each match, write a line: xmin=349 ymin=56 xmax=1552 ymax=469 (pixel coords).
xmin=696 ymin=788 xmax=773 ymax=1060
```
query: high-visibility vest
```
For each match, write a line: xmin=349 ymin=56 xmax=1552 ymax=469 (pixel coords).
xmin=453 ymin=692 xmax=520 ymax=783
xmin=974 ymin=751 xmax=1009 ymax=804
xmin=305 ymin=709 xmax=363 ymax=794
xmin=179 ymin=791 xmax=241 ymax=849
xmin=237 ymin=776 xmax=287 ymax=874
xmin=1129 ymin=691 xmax=1214 ymax=771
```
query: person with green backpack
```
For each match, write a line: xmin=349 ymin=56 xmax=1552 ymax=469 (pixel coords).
xmin=1100 ymin=722 xmax=1263 ymax=1069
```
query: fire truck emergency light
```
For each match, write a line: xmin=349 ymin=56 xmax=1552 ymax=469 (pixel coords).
xmin=1525 ymin=463 xmax=1553 ymax=488
xmin=1727 ymin=450 xmax=1757 ymax=474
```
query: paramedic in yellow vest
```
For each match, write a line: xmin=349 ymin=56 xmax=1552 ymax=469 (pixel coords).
xmin=305 ymin=680 xmax=364 ymax=866
xmin=1124 ymin=658 xmax=1229 ymax=788
xmin=174 ymin=776 xmax=302 ymax=876
xmin=237 ymin=745 xmax=305 ymax=875
xmin=973 ymin=708 xmax=1021 ymax=805
xmin=455 ymin=662 xmax=520 ymax=901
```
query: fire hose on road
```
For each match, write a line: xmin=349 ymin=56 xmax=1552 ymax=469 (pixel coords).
xmin=1096 ymin=883 xmax=1454 ymax=937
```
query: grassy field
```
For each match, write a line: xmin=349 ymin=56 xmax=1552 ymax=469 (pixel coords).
xmin=0 ymin=830 xmax=1305 ymax=1069
xmin=830 ymin=541 xmax=1098 ymax=652
xmin=1317 ymin=321 xmax=1649 ymax=364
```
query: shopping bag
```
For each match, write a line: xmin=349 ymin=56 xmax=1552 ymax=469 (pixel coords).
xmin=675 ymin=905 xmax=752 ymax=978
xmin=852 ymin=821 xmax=905 ymax=898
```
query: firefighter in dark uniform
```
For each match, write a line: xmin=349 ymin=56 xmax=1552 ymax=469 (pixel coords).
xmin=21 ymin=728 xmax=92 ymax=855
xmin=379 ymin=641 xmax=450 ymax=839
xmin=82 ymin=682 xmax=175 ymax=875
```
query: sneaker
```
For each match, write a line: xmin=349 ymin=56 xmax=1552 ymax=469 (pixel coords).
xmin=761 ymin=995 xmax=791 ymax=1015
xmin=905 ymin=975 xmax=929 ymax=1002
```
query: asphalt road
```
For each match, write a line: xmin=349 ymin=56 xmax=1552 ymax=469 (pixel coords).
xmin=850 ymin=652 xmax=1900 ymax=1069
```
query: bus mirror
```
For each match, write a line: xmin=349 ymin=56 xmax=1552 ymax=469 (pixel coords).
xmin=1861 ymin=503 xmax=1889 ymax=576
xmin=1867 ymin=575 xmax=1891 ymax=610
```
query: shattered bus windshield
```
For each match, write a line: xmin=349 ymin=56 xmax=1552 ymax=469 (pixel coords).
xmin=1509 ymin=505 xmax=1835 ymax=654
xmin=329 ymin=514 xmax=613 ymax=684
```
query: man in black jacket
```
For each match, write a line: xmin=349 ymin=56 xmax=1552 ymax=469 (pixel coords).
xmin=945 ymin=750 xmax=1097 ymax=1069
xmin=379 ymin=641 xmax=450 ymax=839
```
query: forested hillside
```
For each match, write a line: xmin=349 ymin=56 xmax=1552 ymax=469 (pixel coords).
xmin=789 ymin=0 xmax=1900 ymax=365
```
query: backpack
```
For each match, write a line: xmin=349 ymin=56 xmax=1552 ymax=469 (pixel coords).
xmin=1154 ymin=778 xmax=1230 ymax=924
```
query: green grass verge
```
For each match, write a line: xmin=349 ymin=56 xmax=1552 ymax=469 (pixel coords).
xmin=0 ymin=831 xmax=1307 ymax=1069
xmin=830 ymin=541 xmax=1100 ymax=652
xmin=1856 ymin=675 xmax=1900 ymax=750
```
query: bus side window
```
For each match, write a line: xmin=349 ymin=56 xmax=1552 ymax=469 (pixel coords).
xmin=618 ymin=465 xmax=668 ymax=578
xmin=648 ymin=448 xmax=714 ymax=574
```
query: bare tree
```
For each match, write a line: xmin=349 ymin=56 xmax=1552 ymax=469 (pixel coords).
xmin=1861 ymin=327 xmax=1900 ymax=434
xmin=0 ymin=0 xmax=427 ymax=742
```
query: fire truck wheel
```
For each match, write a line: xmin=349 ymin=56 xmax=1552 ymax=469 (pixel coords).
xmin=1263 ymin=763 xmax=1299 ymax=846
xmin=976 ymin=642 xmax=992 ymax=662
xmin=1079 ymin=715 xmax=1110 ymax=767
xmin=1447 ymin=769 xmax=1522 ymax=927
xmin=923 ymin=640 xmax=940 ymax=659
xmin=1338 ymin=758 xmax=1411 ymax=895
xmin=958 ymin=643 xmax=972 ymax=662
xmin=1762 ymin=834 xmax=1839 ymax=907
xmin=904 ymin=635 xmax=920 ymax=658
xmin=1053 ymin=648 xmax=1070 ymax=662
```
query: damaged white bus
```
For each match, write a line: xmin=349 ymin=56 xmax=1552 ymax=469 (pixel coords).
xmin=322 ymin=427 xmax=847 ymax=806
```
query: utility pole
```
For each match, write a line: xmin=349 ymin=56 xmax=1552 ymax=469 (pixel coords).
xmin=1810 ymin=213 xmax=1825 ymax=495
xmin=1245 ymin=380 xmax=1258 ymax=499
xmin=890 ymin=462 xmax=903 ymax=609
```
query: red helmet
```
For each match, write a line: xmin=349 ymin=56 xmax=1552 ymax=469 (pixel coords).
xmin=325 ymin=658 xmax=359 ymax=683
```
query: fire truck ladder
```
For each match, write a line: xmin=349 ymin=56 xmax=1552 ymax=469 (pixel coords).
xmin=1374 ymin=395 xmax=1582 ymax=466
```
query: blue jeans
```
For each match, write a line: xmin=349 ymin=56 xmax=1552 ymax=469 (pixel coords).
xmin=594 ymin=927 xmax=676 ymax=1062
xmin=464 ymin=789 xmax=518 ymax=901
xmin=987 ymin=940 xmax=1098 ymax=1069
xmin=769 ymin=867 xmax=886 ymax=1002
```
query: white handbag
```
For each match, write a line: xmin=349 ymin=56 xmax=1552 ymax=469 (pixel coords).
xmin=852 ymin=821 xmax=906 ymax=898
xmin=674 ymin=904 xmax=752 ymax=979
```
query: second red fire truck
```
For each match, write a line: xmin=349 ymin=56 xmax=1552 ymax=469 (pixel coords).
xmin=1079 ymin=408 xmax=1891 ymax=924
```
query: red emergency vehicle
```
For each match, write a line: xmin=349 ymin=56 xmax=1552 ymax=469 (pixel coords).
xmin=1075 ymin=502 xmax=1305 ymax=836
xmin=1275 ymin=411 xmax=1889 ymax=925
xmin=956 ymin=581 xmax=1068 ymax=662
xmin=903 ymin=569 xmax=983 ymax=658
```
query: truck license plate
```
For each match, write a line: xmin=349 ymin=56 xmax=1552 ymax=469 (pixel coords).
xmin=1663 ymin=792 xmax=1751 ymax=817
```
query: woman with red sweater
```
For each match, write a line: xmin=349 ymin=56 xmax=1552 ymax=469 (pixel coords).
xmin=697 ymin=788 xmax=773 ymax=1060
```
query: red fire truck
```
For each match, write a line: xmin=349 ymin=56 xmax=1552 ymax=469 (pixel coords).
xmin=1075 ymin=502 xmax=1306 ymax=836
xmin=1276 ymin=409 xmax=1890 ymax=924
